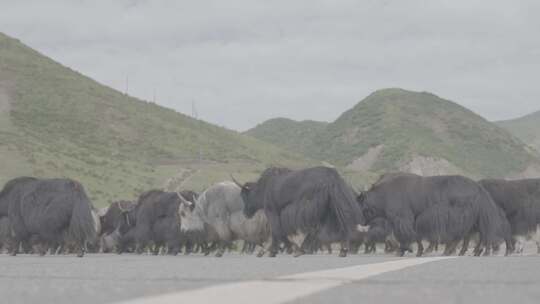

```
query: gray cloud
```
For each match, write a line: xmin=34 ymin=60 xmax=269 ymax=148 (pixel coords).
xmin=1 ymin=0 xmax=539 ymax=130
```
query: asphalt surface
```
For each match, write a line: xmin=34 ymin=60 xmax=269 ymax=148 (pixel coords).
xmin=1 ymin=251 xmax=540 ymax=304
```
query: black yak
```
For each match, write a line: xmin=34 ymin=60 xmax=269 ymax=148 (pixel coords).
xmin=479 ymin=178 xmax=540 ymax=254
xmin=357 ymin=173 xmax=511 ymax=256
xmin=233 ymin=166 xmax=365 ymax=257
xmin=3 ymin=177 xmax=96 ymax=257
xmin=122 ymin=190 xmax=184 ymax=255
xmin=99 ymin=200 xmax=136 ymax=253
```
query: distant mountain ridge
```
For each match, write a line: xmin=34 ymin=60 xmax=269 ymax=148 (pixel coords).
xmin=497 ymin=110 xmax=540 ymax=153
xmin=247 ymin=88 xmax=540 ymax=178
xmin=245 ymin=118 xmax=328 ymax=157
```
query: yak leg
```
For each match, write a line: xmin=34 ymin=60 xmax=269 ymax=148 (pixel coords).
xmin=327 ymin=244 xmax=333 ymax=254
xmin=339 ymin=240 xmax=349 ymax=257
xmin=391 ymin=213 xmax=416 ymax=257
xmin=135 ymin=242 xmax=146 ymax=254
xmin=459 ymin=235 xmax=471 ymax=256
xmin=444 ymin=240 xmax=459 ymax=256
xmin=425 ymin=241 xmax=438 ymax=254
xmin=515 ymin=236 xmax=526 ymax=255
xmin=482 ymin=245 xmax=492 ymax=256
xmin=215 ymin=241 xmax=228 ymax=257
xmin=267 ymin=214 xmax=283 ymax=257
xmin=75 ymin=243 xmax=85 ymax=257
xmin=256 ymin=243 xmax=266 ymax=258
xmin=152 ymin=243 xmax=162 ymax=256
xmin=473 ymin=242 xmax=483 ymax=257
xmin=9 ymin=239 xmax=19 ymax=256
xmin=504 ymin=238 xmax=514 ymax=256
xmin=416 ymin=240 xmax=424 ymax=257
xmin=384 ymin=241 xmax=392 ymax=253
xmin=250 ymin=242 xmax=257 ymax=254
xmin=299 ymin=233 xmax=314 ymax=255
xmin=167 ymin=239 xmax=181 ymax=256
xmin=241 ymin=241 xmax=249 ymax=254
xmin=534 ymin=226 xmax=540 ymax=254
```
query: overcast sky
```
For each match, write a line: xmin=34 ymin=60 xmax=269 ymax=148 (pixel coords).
xmin=1 ymin=0 xmax=539 ymax=131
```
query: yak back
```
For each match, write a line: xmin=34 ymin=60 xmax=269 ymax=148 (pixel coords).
xmin=0 ymin=177 xmax=38 ymax=217
xmin=365 ymin=173 xmax=485 ymax=216
xmin=197 ymin=182 xmax=244 ymax=220
xmin=135 ymin=190 xmax=181 ymax=225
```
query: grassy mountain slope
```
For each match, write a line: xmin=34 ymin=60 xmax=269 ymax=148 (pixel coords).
xmin=247 ymin=88 xmax=538 ymax=178
xmin=245 ymin=118 xmax=328 ymax=156
xmin=497 ymin=111 xmax=540 ymax=152
xmin=0 ymin=32 xmax=308 ymax=206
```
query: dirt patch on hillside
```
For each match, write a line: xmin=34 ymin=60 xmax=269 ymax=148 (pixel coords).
xmin=399 ymin=155 xmax=464 ymax=176
xmin=506 ymin=164 xmax=540 ymax=179
xmin=163 ymin=168 xmax=199 ymax=191
xmin=346 ymin=145 xmax=384 ymax=171
xmin=0 ymin=81 xmax=12 ymax=114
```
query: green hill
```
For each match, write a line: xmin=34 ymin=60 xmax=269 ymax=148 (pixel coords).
xmin=245 ymin=118 xmax=327 ymax=156
xmin=497 ymin=111 xmax=540 ymax=153
xmin=247 ymin=88 xmax=539 ymax=178
xmin=0 ymin=32 xmax=308 ymax=206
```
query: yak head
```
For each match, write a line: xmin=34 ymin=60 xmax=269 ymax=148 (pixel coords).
xmin=176 ymin=192 xmax=196 ymax=217
xmin=356 ymin=191 xmax=378 ymax=223
xmin=231 ymin=175 xmax=262 ymax=219
xmin=100 ymin=201 xmax=135 ymax=236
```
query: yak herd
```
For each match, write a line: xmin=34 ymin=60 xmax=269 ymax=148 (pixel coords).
xmin=0 ymin=166 xmax=539 ymax=258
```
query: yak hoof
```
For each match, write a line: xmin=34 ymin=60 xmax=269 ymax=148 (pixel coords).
xmin=268 ymin=251 xmax=277 ymax=258
xmin=293 ymin=250 xmax=304 ymax=258
xmin=256 ymin=250 xmax=265 ymax=258
xmin=215 ymin=251 xmax=223 ymax=258
xmin=339 ymin=249 xmax=348 ymax=258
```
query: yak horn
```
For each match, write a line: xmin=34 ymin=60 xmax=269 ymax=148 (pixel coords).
xmin=177 ymin=192 xmax=193 ymax=206
xmin=117 ymin=202 xmax=127 ymax=212
xmin=230 ymin=174 xmax=244 ymax=189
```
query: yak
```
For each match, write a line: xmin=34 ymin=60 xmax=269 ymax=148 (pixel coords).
xmin=98 ymin=200 xmax=136 ymax=253
xmin=479 ymin=178 xmax=540 ymax=254
xmin=4 ymin=177 xmax=96 ymax=257
xmin=357 ymin=173 xmax=512 ymax=257
xmin=233 ymin=166 xmax=365 ymax=257
xmin=0 ymin=177 xmax=38 ymax=217
xmin=121 ymin=190 xmax=185 ymax=255
xmin=178 ymin=182 xmax=270 ymax=257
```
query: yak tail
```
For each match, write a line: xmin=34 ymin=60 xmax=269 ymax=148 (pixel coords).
xmin=68 ymin=182 xmax=97 ymax=255
xmin=326 ymin=176 xmax=363 ymax=238
xmin=476 ymin=188 xmax=509 ymax=251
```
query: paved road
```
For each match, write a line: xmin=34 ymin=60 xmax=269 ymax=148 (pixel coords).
xmin=1 ymin=253 xmax=539 ymax=304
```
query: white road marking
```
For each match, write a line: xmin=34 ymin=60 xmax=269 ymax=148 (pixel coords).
xmin=116 ymin=257 xmax=456 ymax=304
